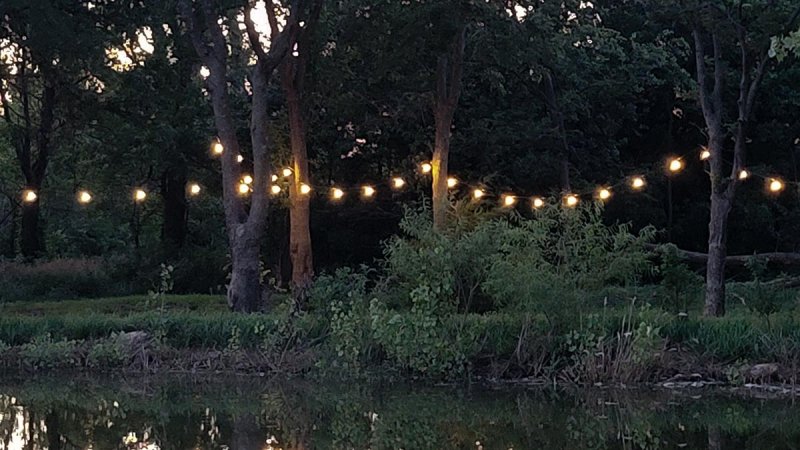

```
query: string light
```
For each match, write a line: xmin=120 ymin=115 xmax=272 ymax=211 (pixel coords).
xmin=331 ymin=187 xmax=345 ymax=200
xmin=420 ymin=162 xmax=432 ymax=174
xmin=362 ymin=185 xmax=376 ymax=198
xmin=392 ymin=177 xmax=406 ymax=189
xmin=238 ymin=183 xmax=251 ymax=195
xmin=300 ymin=183 xmax=312 ymax=195
xmin=211 ymin=141 xmax=224 ymax=155
xmin=22 ymin=190 xmax=37 ymax=203
xmin=769 ymin=178 xmax=785 ymax=193
xmin=188 ymin=183 xmax=201 ymax=196
xmin=738 ymin=169 xmax=750 ymax=180
xmin=532 ymin=197 xmax=545 ymax=209
xmin=242 ymin=175 xmax=253 ymax=185
xmin=447 ymin=177 xmax=458 ymax=188
xmin=631 ymin=177 xmax=646 ymax=190
xmin=271 ymin=174 xmax=278 ymax=182
xmin=237 ymin=155 xmax=244 ymax=163
xmin=597 ymin=187 xmax=611 ymax=201
xmin=134 ymin=189 xmax=147 ymax=202
xmin=668 ymin=158 xmax=683 ymax=173
xmin=564 ymin=194 xmax=579 ymax=207
xmin=502 ymin=194 xmax=516 ymax=207
xmin=271 ymin=185 xmax=282 ymax=195
xmin=473 ymin=188 xmax=485 ymax=199
xmin=77 ymin=190 xmax=93 ymax=204
xmin=282 ymin=168 xmax=293 ymax=177
xmin=700 ymin=148 xmax=711 ymax=161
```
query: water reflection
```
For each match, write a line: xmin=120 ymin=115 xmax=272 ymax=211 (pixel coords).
xmin=0 ymin=376 xmax=799 ymax=449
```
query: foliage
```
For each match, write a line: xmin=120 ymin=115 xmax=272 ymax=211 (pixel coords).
xmin=19 ymin=334 xmax=80 ymax=370
xmin=656 ymin=244 xmax=702 ymax=312
xmin=0 ymin=258 xmax=119 ymax=303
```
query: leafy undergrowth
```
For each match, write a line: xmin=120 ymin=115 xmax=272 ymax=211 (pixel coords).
xmin=1 ymin=295 xmax=800 ymax=386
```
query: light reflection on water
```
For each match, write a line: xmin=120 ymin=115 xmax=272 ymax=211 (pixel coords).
xmin=0 ymin=376 xmax=799 ymax=449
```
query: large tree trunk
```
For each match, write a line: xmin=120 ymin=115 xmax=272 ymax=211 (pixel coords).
xmin=228 ymin=233 xmax=265 ymax=313
xmin=180 ymin=0 xmax=303 ymax=313
xmin=161 ymin=165 xmax=188 ymax=250
xmin=20 ymin=194 xmax=43 ymax=258
xmin=705 ymin=188 xmax=733 ymax=316
xmin=431 ymin=107 xmax=452 ymax=230
xmin=281 ymin=0 xmax=322 ymax=293
xmin=431 ymin=26 xmax=466 ymax=231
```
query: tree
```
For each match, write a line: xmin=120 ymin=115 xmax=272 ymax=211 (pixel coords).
xmin=178 ymin=0 xmax=308 ymax=312
xmin=692 ymin=1 xmax=800 ymax=316
xmin=431 ymin=25 xmax=466 ymax=230
xmin=280 ymin=0 xmax=324 ymax=295
xmin=0 ymin=0 xmax=111 ymax=258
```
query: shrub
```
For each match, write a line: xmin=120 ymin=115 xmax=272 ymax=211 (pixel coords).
xmin=656 ymin=244 xmax=702 ymax=312
xmin=19 ymin=334 xmax=80 ymax=370
xmin=0 ymin=258 xmax=118 ymax=303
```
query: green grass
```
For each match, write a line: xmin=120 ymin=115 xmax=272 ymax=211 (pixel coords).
xmin=0 ymin=294 xmax=228 ymax=316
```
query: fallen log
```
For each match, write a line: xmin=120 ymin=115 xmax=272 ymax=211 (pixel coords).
xmin=646 ymin=244 xmax=800 ymax=268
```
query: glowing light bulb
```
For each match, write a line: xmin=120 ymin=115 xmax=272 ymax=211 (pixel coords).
xmin=597 ymin=188 xmax=611 ymax=201
xmin=668 ymin=158 xmax=683 ymax=173
xmin=502 ymin=194 xmax=516 ymax=207
xmin=769 ymin=178 xmax=785 ymax=193
xmin=282 ymin=168 xmax=293 ymax=177
xmin=392 ymin=177 xmax=406 ymax=189
xmin=237 ymin=155 xmax=244 ymax=163
xmin=271 ymin=174 xmax=278 ymax=182
xmin=631 ymin=177 xmax=646 ymax=190
xmin=447 ymin=177 xmax=458 ymax=188
xmin=738 ymin=170 xmax=749 ymax=180
xmin=420 ymin=162 xmax=432 ymax=174
xmin=270 ymin=185 xmax=282 ymax=195
xmin=473 ymin=189 xmax=485 ymax=199
xmin=238 ymin=183 xmax=250 ymax=195
xmin=77 ymin=190 xmax=93 ymax=204
xmin=532 ymin=197 xmax=545 ymax=209
xmin=700 ymin=149 xmax=711 ymax=161
xmin=300 ymin=183 xmax=311 ymax=195
xmin=22 ymin=190 xmax=37 ymax=203
xmin=242 ymin=175 xmax=253 ymax=185
xmin=199 ymin=66 xmax=210 ymax=78
xmin=211 ymin=141 xmax=224 ymax=155
xmin=564 ymin=194 xmax=579 ymax=207
xmin=331 ymin=187 xmax=345 ymax=200
xmin=134 ymin=189 xmax=147 ymax=202
xmin=362 ymin=185 xmax=375 ymax=198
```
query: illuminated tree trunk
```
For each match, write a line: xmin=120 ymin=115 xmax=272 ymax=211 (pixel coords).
xmin=286 ymin=94 xmax=314 ymax=291
xmin=432 ymin=26 xmax=466 ymax=231
xmin=179 ymin=0 xmax=305 ymax=312
xmin=280 ymin=0 xmax=322 ymax=296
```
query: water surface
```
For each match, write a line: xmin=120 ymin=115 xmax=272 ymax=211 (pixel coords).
xmin=0 ymin=375 xmax=798 ymax=449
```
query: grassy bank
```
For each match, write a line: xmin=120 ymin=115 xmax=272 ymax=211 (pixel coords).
xmin=1 ymin=294 xmax=799 ymax=385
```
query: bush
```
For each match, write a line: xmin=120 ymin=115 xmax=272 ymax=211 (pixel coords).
xmin=384 ymin=204 xmax=654 ymax=323
xmin=0 ymin=258 xmax=120 ymax=303
xmin=19 ymin=334 xmax=80 ymax=370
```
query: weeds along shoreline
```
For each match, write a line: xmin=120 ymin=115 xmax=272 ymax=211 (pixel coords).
xmin=1 ymin=305 xmax=800 ymax=389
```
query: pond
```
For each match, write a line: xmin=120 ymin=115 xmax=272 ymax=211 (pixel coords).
xmin=0 ymin=374 xmax=798 ymax=449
